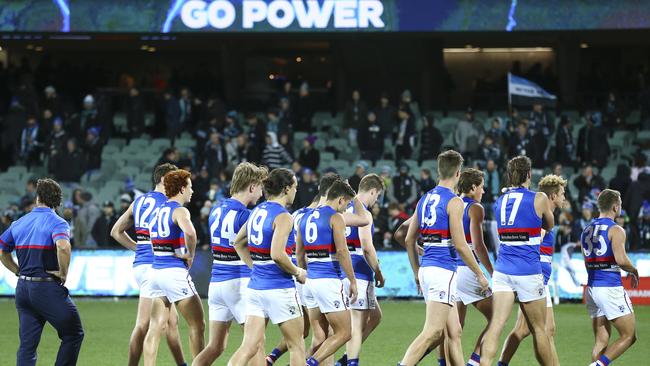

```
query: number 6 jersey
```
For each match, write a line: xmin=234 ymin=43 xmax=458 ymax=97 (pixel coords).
xmin=415 ymin=186 xmax=458 ymax=272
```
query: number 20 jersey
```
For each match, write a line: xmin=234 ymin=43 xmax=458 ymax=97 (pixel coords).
xmin=494 ymin=187 xmax=542 ymax=276
xmin=416 ymin=186 xmax=458 ymax=272
xmin=209 ymin=198 xmax=251 ymax=282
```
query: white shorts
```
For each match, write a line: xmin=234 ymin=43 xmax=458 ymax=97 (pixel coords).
xmin=492 ymin=271 xmax=545 ymax=303
xmin=305 ymin=278 xmax=349 ymax=313
xmin=246 ymin=287 xmax=302 ymax=324
xmin=456 ymin=265 xmax=492 ymax=305
xmin=545 ymin=285 xmax=552 ymax=308
xmin=586 ymin=286 xmax=634 ymax=321
xmin=419 ymin=266 xmax=457 ymax=305
xmin=149 ymin=267 xmax=198 ymax=303
xmin=343 ymin=278 xmax=376 ymax=310
xmin=133 ymin=264 xmax=163 ymax=298
xmin=208 ymin=278 xmax=250 ymax=324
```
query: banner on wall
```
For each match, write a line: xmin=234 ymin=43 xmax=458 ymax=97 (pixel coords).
xmin=1 ymin=250 xmax=649 ymax=302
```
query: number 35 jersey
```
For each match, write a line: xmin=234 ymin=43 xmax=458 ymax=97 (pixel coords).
xmin=494 ymin=187 xmax=542 ymax=276
xmin=581 ymin=218 xmax=621 ymax=287
xmin=416 ymin=186 xmax=458 ymax=272
xmin=209 ymin=198 xmax=251 ymax=282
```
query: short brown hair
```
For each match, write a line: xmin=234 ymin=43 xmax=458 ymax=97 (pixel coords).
xmin=458 ymin=168 xmax=484 ymax=194
xmin=163 ymin=170 xmax=191 ymax=198
xmin=507 ymin=155 xmax=531 ymax=187
xmin=153 ymin=163 xmax=178 ymax=186
xmin=437 ymin=150 xmax=464 ymax=180
xmin=326 ymin=180 xmax=356 ymax=201
xmin=597 ymin=189 xmax=621 ymax=212
xmin=538 ymin=174 xmax=567 ymax=198
xmin=36 ymin=178 xmax=62 ymax=208
xmin=318 ymin=172 xmax=342 ymax=197
xmin=359 ymin=174 xmax=384 ymax=193
xmin=230 ymin=163 xmax=268 ymax=195
xmin=263 ymin=168 xmax=295 ymax=197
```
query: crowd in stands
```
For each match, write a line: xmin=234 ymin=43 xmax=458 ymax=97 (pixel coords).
xmin=1 ymin=60 xmax=650 ymax=252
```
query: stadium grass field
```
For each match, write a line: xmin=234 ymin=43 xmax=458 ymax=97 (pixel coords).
xmin=0 ymin=299 xmax=646 ymax=365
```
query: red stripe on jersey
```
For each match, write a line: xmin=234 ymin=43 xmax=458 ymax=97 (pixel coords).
xmin=586 ymin=256 xmax=616 ymax=263
xmin=212 ymin=246 xmax=236 ymax=253
xmin=250 ymin=247 xmax=271 ymax=254
xmin=152 ymin=238 xmax=185 ymax=247
xmin=305 ymin=244 xmax=336 ymax=251
xmin=540 ymin=246 xmax=554 ymax=255
xmin=136 ymin=229 xmax=149 ymax=235
xmin=464 ymin=233 xmax=472 ymax=242
xmin=16 ymin=244 xmax=54 ymax=250
xmin=497 ymin=227 xmax=542 ymax=236
xmin=420 ymin=229 xmax=450 ymax=237
xmin=346 ymin=239 xmax=361 ymax=248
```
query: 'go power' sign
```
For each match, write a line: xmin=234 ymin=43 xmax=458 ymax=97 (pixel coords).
xmin=180 ymin=0 xmax=386 ymax=30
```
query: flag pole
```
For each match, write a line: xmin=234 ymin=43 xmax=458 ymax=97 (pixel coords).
xmin=507 ymin=72 xmax=513 ymax=116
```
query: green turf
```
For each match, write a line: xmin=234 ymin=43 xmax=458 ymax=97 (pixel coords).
xmin=0 ymin=299 xmax=646 ymax=365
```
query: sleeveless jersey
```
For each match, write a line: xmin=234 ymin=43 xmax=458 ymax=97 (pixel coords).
xmin=289 ymin=206 xmax=312 ymax=265
xmin=540 ymin=230 xmax=554 ymax=285
xmin=416 ymin=186 xmax=458 ymax=272
xmin=457 ymin=196 xmax=481 ymax=267
xmin=345 ymin=202 xmax=374 ymax=281
xmin=581 ymin=218 xmax=622 ymax=287
xmin=132 ymin=191 xmax=167 ymax=267
xmin=494 ymin=187 xmax=542 ymax=276
xmin=209 ymin=198 xmax=251 ymax=282
xmin=301 ymin=205 xmax=341 ymax=279
xmin=151 ymin=201 xmax=187 ymax=269
xmin=247 ymin=201 xmax=295 ymax=290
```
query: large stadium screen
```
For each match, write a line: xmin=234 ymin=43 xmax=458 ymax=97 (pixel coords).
xmin=2 ymin=0 xmax=650 ymax=33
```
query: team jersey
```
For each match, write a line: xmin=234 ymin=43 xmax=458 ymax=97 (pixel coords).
xmin=416 ymin=185 xmax=458 ymax=272
xmin=151 ymin=201 xmax=187 ymax=270
xmin=289 ymin=206 xmax=312 ymax=265
xmin=247 ymin=201 xmax=295 ymax=290
xmin=581 ymin=217 xmax=622 ymax=287
xmin=209 ymin=198 xmax=251 ymax=282
xmin=132 ymin=191 xmax=167 ymax=267
xmin=345 ymin=202 xmax=374 ymax=281
xmin=540 ymin=230 xmax=554 ymax=285
xmin=494 ymin=187 xmax=542 ymax=276
xmin=301 ymin=205 xmax=342 ymax=279
xmin=0 ymin=207 xmax=70 ymax=277
xmin=457 ymin=196 xmax=481 ymax=267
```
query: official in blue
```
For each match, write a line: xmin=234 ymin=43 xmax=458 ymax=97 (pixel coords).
xmin=0 ymin=178 xmax=84 ymax=366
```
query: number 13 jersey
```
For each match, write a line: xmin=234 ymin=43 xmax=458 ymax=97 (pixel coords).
xmin=494 ymin=187 xmax=542 ymax=276
xmin=416 ymin=186 xmax=458 ymax=272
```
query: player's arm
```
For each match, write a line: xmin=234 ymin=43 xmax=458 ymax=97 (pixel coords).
xmin=295 ymin=228 xmax=307 ymax=270
xmin=610 ymin=225 xmax=639 ymax=287
xmin=271 ymin=213 xmax=306 ymax=282
xmin=110 ymin=201 xmax=137 ymax=251
xmin=333 ymin=212 xmax=358 ymax=302
xmin=174 ymin=207 xmax=197 ymax=268
xmin=359 ymin=210 xmax=384 ymax=287
xmin=469 ymin=203 xmax=493 ymax=275
xmin=535 ymin=191 xmax=555 ymax=231
xmin=449 ymin=197 xmax=489 ymax=290
xmin=342 ymin=196 xmax=370 ymax=227
xmin=233 ymin=224 xmax=253 ymax=268
xmin=47 ymin=238 xmax=72 ymax=284
xmin=0 ymin=227 xmax=18 ymax=275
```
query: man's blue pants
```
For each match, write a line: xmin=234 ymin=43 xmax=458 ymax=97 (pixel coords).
xmin=15 ymin=279 xmax=84 ymax=366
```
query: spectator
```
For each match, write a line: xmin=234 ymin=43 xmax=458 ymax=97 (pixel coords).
xmin=417 ymin=168 xmax=436 ymax=197
xmin=43 ymin=85 xmax=63 ymax=118
xmin=294 ymin=82 xmax=313 ymax=132
xmin=571 ymin=202 xmax=594 ymax=241
xmin=528 ymin=126 xmax=548 ymax=169
xmin=82 ymin=127 xmax=103 ymax=181
xmin=375 ymin=92 xmax=397 ymax=145
xmin=478 ymin=134 xmax=502 ymax=166
xmin=298 ymin=135 xmax=320 ymax=171
xmin=179 ymin=87 xmax=193 ymax=127
xmin=293 ymin=168 xmax=318 ymax=210
xmin=91 ymin=201 xmax=119 ymax=247
xmin=488 ymin=117 xmax=509 ymax=148
xmin=577 ymin=112 xmax=610 ymax=168
xmin=206 ymin=179 xmax=226 ymax=204
xmin=453 ymin=107 xmax=482 ymax=159
xmin=246 ymin=112 xmax=267 ymax=163
xmin=279 ymin=132 xmax=294 ymax=159
xmin=609 ymin=163 xmax=632 ymax=199
xmin=573 ymin=163 xmax=606 ymax=204
xmin=392 ymin=163 xmax=416 ymax=208
xmin=262 ymin=132 xmax=293 ymax=169
xmin=482 ymin=159 xmax=500 ymax=206
xmin=639 ymin=202 xmax=650 ymax=249
xmin=387 ymin=202 xmax=409 ymax=249
xmin=223 ymin=111 xmax=241 ymax=139
xmin=0 ymin=209 xmax=14 ymax=233
xmin=203 ymin=131 xmax=227 ymax=179
xmin=603 ymin=91 xmax=624 ymax=134
xmin=394 ymin=105 xmax=416 ymax=162
xmin=19 ymin=115 xmax=43 ymax=169
xmin=631 ymin=153 xmax=650 ymax=181
xmin=19 ymin=178 xmax=37 ymax=211
xmin=157 ymin=147 xmax=180 ymax=167
xmin=163 ymin=90 xmax=181 ymax=142
xmin=47 ymin=117 xmax=67 ymax=157
xmin=126 ymin=87 xmax=145 ymax=136
xmin=76 ymin=94 xmax=99 ymax=140
xmin=118 ymin=194 xmax=132 ymax=215
xmin=348 ymin=161 xmax=368 ymax=192
xmin=278 ymin=97 xmax=294 ymax=133
xmin=528 ymin=102 xmax=554 ymax=139
xmin=418 ymin=113 xmax=443 ymax=164
xmin=266 ymin=107 xmax=281 ymax=135
xmin=359 ymin=111 xmax=384 ymax=164
xmin=371 ymin=204 xmax=389 ymax=249
xmin=505 ymin=107 xmax=520 ymax=134
xmin=49 ymin=138 xmax=85 ymax=184
xmin=74 ymin=191 xmax=101 ymax=247
xmin=623 ymin=170 xmax=650 ymax=249
xmin=509 ymin=122 xmax=530 ymax=158
xmin=555 ymin=115 xmax=575 ymax=167
xmin=343 ymin=89 xmax=368 ymax=146
xmin=400 ymin=89 xmax=420 ymax=120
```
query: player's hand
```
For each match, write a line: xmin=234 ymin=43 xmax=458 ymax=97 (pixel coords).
xmin=630 ymin=269 xmax=639 ymax=288
xmin=375 ymin=270 xmax=385 ymax=288
xmin=348 ymin=280 xmax=358 ymax=304
xmin=477 ymin=273 xmax=490 ymax=295
xmin=174 ymin=253 xmax=194 ymax=269
xmin=416 ymin=243 xmax=424 ymax=256
xmin=47 ymin=270 xmax=66 ymax=284
xmin=414 ymin=275 xmax=422 ymax=295
xmin=294 ymin=268 xmax=307 ymax=284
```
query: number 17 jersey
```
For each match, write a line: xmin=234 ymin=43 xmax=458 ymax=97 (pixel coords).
xmin=416 ymin=186 xmax=458 ymax=272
